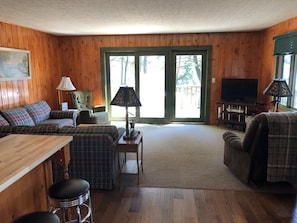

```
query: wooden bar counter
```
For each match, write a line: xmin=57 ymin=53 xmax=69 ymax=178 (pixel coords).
xmin=0 ymin=134 xmax=73 ymax=223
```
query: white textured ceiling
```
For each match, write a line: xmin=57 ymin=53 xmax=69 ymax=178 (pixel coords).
xmin=0 ymin=0 xmax=297 ymax=36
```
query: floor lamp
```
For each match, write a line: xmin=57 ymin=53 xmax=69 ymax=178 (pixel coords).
xmin=263 ymin=79 xmax=292 ymax=112
xmin=56 ymin=77 xmax=76 ymax=110
xmin=110 ymin=86 xmax=141 ymax=140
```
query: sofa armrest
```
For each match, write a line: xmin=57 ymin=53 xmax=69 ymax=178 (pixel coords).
xmin=117 ymin=127 xmax=125 ymax=139
xmin=222 ymin=131 xmax=243 ymax=151
xmin=0 ymin=125 xmax=13 ymax=138
xmin=50 ymin=110 xmax=77 ymax=126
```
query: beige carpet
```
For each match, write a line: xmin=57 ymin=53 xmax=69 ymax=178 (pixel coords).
xmin=118 ymin=123 xmax=296 ymax=193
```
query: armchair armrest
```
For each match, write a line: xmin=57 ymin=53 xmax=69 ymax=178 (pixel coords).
xmin=93 ymin=105 xmax=106 ymax=113
xmin=222 ymin=131 xmax=243 ymax=151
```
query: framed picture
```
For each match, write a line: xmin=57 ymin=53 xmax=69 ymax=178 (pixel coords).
xmin=0 ymin=47 xmax=31 ymax=81
xmin=60 ymin=102 xmax=68 ymax=111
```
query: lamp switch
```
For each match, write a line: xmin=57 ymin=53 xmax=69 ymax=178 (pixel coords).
xmin=212 ymin=78 xmax=216 ymax=83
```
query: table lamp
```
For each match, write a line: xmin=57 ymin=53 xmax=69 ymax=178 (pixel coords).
xmin=56 ymin=76 xmax=76 ymax=110
xmin=110 ymin=86 xmax=141 ymax=140
xmin=263 ymin=79 xmax=292 ymax=112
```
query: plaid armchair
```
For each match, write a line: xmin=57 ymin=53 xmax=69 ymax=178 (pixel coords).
xmin=223 ymin=112 xmax=297 ymax=184
xmin=223 ymin=113 xmax=269 ymax=184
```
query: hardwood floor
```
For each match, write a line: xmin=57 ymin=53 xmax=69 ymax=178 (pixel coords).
xmin=91 ymin=186 xmax=297 ymax=223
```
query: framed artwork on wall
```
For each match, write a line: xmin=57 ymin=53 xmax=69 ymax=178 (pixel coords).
xmin=0 ymin=47 xmax=31 ymax=81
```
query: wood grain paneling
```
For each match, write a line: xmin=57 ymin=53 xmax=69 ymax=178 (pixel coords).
xmin=1 ymin=16 xmax=297 ymax=124
xmin=59 ymin=32 xmax=264 ymax=124
xmin=57 ymin=16 xmax=297 ymax=124
xmin=0 ymin=22 xmax=62 ymax=110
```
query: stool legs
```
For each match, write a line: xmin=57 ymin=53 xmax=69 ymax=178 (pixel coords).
xmin=50 ymin=201 xmax=93 ymax=223
xmin=76 ymin=206 xmax=81 ymax=223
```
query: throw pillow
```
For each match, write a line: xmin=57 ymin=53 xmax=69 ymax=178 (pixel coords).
xmin=1 ymin=107 xmax=35 ymax=126
xmin=25 ymin=100 xmax=51 ymax=124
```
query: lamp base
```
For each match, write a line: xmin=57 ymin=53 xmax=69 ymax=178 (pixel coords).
xmin=123 ymin=130 xmax=139 ymax=140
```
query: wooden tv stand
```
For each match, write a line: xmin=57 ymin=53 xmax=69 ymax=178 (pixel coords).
xmin=216 ymin=101 xmax=263 ymax=131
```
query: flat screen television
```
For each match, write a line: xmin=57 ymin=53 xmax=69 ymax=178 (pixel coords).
xmin=221 ymin=78 xmax=258 ymax=103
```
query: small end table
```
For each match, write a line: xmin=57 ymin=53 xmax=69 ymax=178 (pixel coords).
xmin=117 ymin=131 xmax=143 ymax=185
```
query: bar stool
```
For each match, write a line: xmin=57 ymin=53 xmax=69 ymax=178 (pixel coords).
xmin=11 ymin=211 xmax=60 ymax=223
xmin=48 ymin=179 xmax=93 ymax=223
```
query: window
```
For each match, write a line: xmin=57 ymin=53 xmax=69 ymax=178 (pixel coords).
xmin=273 ymin=31 xmax=297 ymax=109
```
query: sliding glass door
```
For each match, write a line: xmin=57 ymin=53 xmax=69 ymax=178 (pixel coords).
xmin=175 ymin=54 xmax=202 ymax=119
xmin=102 ymin=46 xmax=211 ymax=124
xmin=139 ymin=55 xmax=165 ymax=119
xmin=109 ymin=55 xmax=136 ymax=118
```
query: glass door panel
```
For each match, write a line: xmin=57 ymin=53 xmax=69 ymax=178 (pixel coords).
xmin=139 ymin=55 xmax=165 ymax=118
xmin=109 ymin=55 xmax=136 ymax=118
xmin=175 ymin=55 xmax=202 ymax=118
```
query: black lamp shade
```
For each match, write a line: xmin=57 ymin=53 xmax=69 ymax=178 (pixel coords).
xmin=110 ymin=86 xmax=141 ymax=140
xmin=263 ymin=79 xmax=292 ymax=97
xmin=110 ymin=87 xmax=141 ymax=107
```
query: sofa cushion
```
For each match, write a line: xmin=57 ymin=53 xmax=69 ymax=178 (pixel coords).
xmin=24 ymin=100 xmax=51 ymax=124
xmin=14 ymin=125 xmax=59 ymax=134
xmin=0 ymin=114 xmax=10 ymax=126
xmin=1 ymin=107 xmax=35 ymax=126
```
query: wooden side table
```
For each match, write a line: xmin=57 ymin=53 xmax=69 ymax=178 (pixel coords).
xmin=117 ymin=131 xmax=143 ymax=185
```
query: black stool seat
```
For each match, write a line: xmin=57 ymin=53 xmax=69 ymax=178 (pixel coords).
xmin=11 ymin=211 xmax=60 ymax=223
xmin=48 ymin=178 xmax=93 ymax=223
xmin=48 ymin=179 xmax=90 ymax=200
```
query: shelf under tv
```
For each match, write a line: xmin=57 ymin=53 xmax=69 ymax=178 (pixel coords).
xmin=216 ymin=101 xmax=263 ymax=132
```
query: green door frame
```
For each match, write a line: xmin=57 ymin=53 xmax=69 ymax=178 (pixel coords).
xmin=100 ymin=45 xmax=212 ymax=124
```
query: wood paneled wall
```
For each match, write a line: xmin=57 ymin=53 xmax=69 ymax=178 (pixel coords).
xmin=59 ymin=32 xmax=264 ymax=124
xmin=1 ymin=16 xmax=297 ymax=124
xmin=0 ymin=22 xmax=62 ymax=110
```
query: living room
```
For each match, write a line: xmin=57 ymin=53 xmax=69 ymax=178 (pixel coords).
xmin=1 ymin=1 xmax=297 ymax=223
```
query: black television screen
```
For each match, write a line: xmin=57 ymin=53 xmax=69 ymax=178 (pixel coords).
xmin=221 ymin=78 xmax=258 ymax=103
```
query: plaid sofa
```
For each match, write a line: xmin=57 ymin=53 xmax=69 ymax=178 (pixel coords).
xmin=0 ymin=100 xmax=77 ymax=131
xmin=0 ymin=103 xmax=125 ymax=189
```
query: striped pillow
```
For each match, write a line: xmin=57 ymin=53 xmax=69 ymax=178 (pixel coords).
xmin=1 ymin=107 xmax=35 ymax=126
xmin=0 ymin=114 xmax=10 ymax=126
